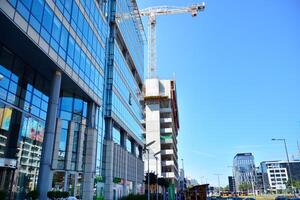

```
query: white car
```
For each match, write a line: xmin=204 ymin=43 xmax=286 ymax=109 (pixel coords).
xmin=67 ymin=197 xmax=77 ymax=200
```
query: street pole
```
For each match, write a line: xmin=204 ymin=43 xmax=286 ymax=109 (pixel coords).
xmin=156 ymin=156 xmax=158 ymax=200
xmin=214 ymin=174 xmax=222 ymax=196
xmin=297 ymin=140 xmax=300 ymax=158
xmin=272 ymin=138 xmax=294 ymax=196
xmin=148 ymin=149 xmax=150 ymax=200
xmin=283 ymin=139 xmax=294 ymax=194
xmin=144 ymin=140 xmax=155 ymax=200
xmin=153 ymin=151 xmax=161 ymax=200
xmin=218 ymin=175 xmax=221 ymax=196
xmin=250 ymin=165 xmax=255 ymax=197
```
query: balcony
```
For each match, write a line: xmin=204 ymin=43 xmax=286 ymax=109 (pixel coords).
xmin=160 ymin=128 xmax=172 ymax=134
xmin=161 ymin=149 xmax=174 ymax=155
xmin=161 ymin=138 xmax=173 ymax=144
xmin=160 ymin=108 xmax=172 ymax=113
xmin=161 ymin=160 xmax=175 ymax=167
xmin=160 ymin=118 xmax=172 ymax=123
xmin=161 ymin=172 xmax=176 ymax=179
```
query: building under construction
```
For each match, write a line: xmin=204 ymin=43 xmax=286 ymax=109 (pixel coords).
xmin=143 ymin=78 xmax=180 ymax=187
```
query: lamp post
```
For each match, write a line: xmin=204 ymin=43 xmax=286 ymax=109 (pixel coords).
xmin=271 ymin=138 xmax=294 ymax=195
xmin=214 ymin=174 xmax=222 ymax=196
xmin=154 ymin=151 xmax=161 ymax=200
xmin=144 ymin=140 xmax=156 ymax=200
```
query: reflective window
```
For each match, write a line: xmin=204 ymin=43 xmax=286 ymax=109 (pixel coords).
xmin=42 ymin=5 xmax=53 ymax=34
xmin=31 ymin=0 xmax=44 ymax=21
xmin=112 ymin=127 xmax=120 ymax=145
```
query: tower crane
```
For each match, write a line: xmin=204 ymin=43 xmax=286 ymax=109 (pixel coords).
xmin=139 ymin=3 xmax=206 ymax=78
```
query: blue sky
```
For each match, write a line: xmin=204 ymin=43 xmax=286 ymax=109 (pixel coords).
xmin=137 ymin=0 xmax=300 ymax=186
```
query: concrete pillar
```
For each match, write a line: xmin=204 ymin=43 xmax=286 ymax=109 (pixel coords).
xmin=82 ymin=102 xmax=97 ymax=199
xmin=64 ymin=172 xmax=68 ymax=192
xmin=104 ymin=140 xmax=114 ymax=200
xmin=76 ymin=124 xmax=85 ymax=171
xmin=73 ymin=173 xmax=78 ymax=196
xmin=124 ymin=149 xmax=128 ymax=196
xmin=51 ymin=118 xmax=61 ymax=169
xmin=37 ymin=71 xmax=61 ymax=199
xmin=65 ymin=121 xmax=75 ymax=170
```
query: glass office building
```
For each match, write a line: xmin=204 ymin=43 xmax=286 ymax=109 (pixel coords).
xmin=102 ymin=0 xmax=145 ymax=199
xmin=0 ymin=0 xmax=145 ymax=199
xmin=233 ymin=153 xmax=256 ymax=192
xmin=0 ymin=0 xmax=144 ymax=199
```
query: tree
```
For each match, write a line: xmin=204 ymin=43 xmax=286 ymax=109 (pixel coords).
xmin=144 ymin=172 xmax=157 ymax=185
xmin=223 ymin=185 xmax=229 ymax=191
xmin=158 ymin=178 xmax=170 ymax=200
xmin=285 ymin=180 xmax=300 ymax=190
xmin=239 ymin=183 xmax=251 ymax=192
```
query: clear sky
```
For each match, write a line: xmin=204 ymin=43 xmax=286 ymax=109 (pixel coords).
xmin=137 ymin=0 xmax=300 ymax=187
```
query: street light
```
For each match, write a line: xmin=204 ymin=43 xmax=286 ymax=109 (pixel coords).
xmin=144 ymin=140 xmax=156 ymax=200
xmin=271 ymin=138 xmax=294 ymax=195
xmin=214 ymin=174 xmax=222 ymax=196
xmin=154 ymin=151 xmax=161 ymax=200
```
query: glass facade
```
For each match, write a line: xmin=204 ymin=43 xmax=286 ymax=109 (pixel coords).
xmin=0 ymin=45 xmax=49 ymax=199
xmin=57 ymin=93 xmax=88 ymax=170
xmin=116 ymin=0 xmax=144 ymax=78
xmin=111 ymin=40 xmax=143 ymax=140
xmin=7 ymin=0 xmax=107 ymax=99
xmin=233 ymin=153 xmax=256 ymax=191
xmin=0 ymin=0 xmax=145 ymax=198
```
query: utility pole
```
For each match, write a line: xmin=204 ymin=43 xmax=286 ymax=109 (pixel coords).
xmin=214 ymin=174 xmax=222 ymax=196
xmin=144 ymin=140 xmax=156 ymax=200
xmin=272 ymin=138 xmax=295 ymax=196
xmin=297 ymin=140 xmax=300 ymax=159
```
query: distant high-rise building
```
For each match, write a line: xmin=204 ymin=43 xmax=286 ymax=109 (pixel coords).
xmin=228 ymin=176 xmax=236 ymax=192
xmin=260 ymin=160 xmax=300 ymax=193
xmin=143 ymin=78 xmax=180 ymax=186
xmin=233 ymin=153 xmax=256 ymax=192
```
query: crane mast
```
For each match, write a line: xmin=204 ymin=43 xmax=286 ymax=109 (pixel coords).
xmin=139 ymin=3 xmax=205 ymax=79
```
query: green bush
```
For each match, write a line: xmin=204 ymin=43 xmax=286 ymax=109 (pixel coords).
xmin=120 ymin=194 xmax=147 ymax=200
xmin=47 ymin=191 xmax=56 ymax=200
xmin=27 ymin=190 xmax=39 ymax=200
xmin=61 ymin=191 xmax=69 ymax=198
xmin=0 ymin=190 xmax=6 ymax=200
xmin=47 ymin=191 xmax=69 ymax=199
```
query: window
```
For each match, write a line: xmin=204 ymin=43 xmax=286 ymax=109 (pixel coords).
xmin=60 ymin=26 xmax=68 ymax=50
xmin=42 ymin=5 xmax=53 ymax=33
xmin=128 ymin=93 xmax=132 ymax=105
xmin=61 ymin=97 xmax=73 ymax=112
xmin=52 ymin=16 xmax=61 ymax=42
xmin=31 ymin=0 xmax=44 ymax=21
xmin=67 ymin=36 xmax=75 ymax=57
xmin=126 ymin=138 xmax=132 ymax=153
xmin=17 ymin=1 xmax=30 ymax=20
xmin=112 ymin=127 xmax=120 ymax=145
xmin=59 ymin=128 xmax=68 ymax=152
